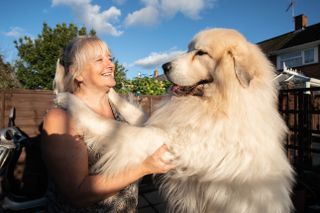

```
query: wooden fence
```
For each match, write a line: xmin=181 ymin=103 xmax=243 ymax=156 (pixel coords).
xmin=0 ymin=89 xmax=167 ymax=137
xmin=1 ymin=89 xmax=55 ymax=136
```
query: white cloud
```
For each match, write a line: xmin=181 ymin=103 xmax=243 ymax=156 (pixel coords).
xmin=4 ymin=27 xmax=27 ymax=38
xmin=132 ymin=49 xmax=184 ymax=70
xmin=124 ymin=0 xmax=215 ymax=28
xmin=51 ymin=0 xmax=123 ymax=36
xmin=5 ymin=27 xmax=24 ymax=38
xmin=160 ymin=0 xmax=206 ymax=19
xmin=125 ymin=6 xmax=159 ymax=27
xmin=51 ymin=0 xmax=215 ymax=32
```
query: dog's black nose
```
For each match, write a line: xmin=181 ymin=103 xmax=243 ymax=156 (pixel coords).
xmin=162 ymin=62 xmax=172 ymax=75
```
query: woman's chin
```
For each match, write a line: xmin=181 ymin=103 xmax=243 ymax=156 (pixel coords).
xmin=106 ymin=79 xmax=116 ymax=88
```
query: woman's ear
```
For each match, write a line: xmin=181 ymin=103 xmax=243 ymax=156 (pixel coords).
xmin=75 ymin=74 xmax=83 ymax=82
xmin=70 ymin=66 xmax=83 ymax=82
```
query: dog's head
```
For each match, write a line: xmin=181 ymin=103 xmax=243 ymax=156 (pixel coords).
xmin=162 ymin=28 xmax=273 ymax=97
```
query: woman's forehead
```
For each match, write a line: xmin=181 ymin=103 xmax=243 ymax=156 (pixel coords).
xmin=84 ymin=42 xmax=111 ymax=58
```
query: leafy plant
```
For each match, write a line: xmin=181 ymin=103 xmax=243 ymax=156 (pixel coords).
xmin=116 ymin=75 xmax=172 ymax=96
xmin=0 ymin=54 xmax=20 ymax=89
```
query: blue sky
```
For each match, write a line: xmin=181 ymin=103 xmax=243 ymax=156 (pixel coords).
xmin=1 ymin=0 xmax=320 ymax=79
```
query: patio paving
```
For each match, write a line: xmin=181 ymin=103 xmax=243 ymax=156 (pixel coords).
xmin=138 ymin=175 xmax=167 ymax=213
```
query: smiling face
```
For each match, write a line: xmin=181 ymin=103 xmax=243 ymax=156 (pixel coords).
xmin=73 ymin=39 xmax=116 ymax=92
xmin=76 ymin=51 xmax=116 ymax=91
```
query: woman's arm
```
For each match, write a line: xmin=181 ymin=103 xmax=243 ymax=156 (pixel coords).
xmin=42 ymin=108 xmax=173 ymax=208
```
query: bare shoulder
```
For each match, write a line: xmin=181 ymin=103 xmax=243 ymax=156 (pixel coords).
xmin=44 ymin=108 xmax=68 ymax=121
xmin=43 ymin=108 xmax=72 ymax=135
xmin=42 ymin=108 xmax=85 ymax=158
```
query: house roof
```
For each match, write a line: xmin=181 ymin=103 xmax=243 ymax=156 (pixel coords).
xmin=257 ymin=22 xmax=320 ymax=55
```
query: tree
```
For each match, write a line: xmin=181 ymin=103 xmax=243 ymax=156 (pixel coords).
xmin=115 ymin=74 xmax=172 ymax=96
xmin=112 ymin=58 xmax=172 ymax=96
xmin=14 ymin=23 xmax=96 ymax=89
xmin=0 ymin=54 xmax=20 ymax=89
xmin=113 ymin=57 xmax=129 ymax=93
xmin=130 ymin=76 xmax=171 ymax=95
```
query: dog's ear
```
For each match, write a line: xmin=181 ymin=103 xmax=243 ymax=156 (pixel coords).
xmin=233 ymin=57 xmax=252 ymax=88
xmin=228 ymin=45 xmax=253 ymax=88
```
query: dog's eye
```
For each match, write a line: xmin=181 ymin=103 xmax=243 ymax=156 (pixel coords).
xmin=196 ymin=50 xmax=207 ymax=56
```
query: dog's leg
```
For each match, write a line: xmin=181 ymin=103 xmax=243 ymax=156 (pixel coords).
xmin=90 ymin=123 xmax=168 ymax=176
xmin=108 ymin=88 xmax=147 ymax=125
xmin=57 ymin=92 xmax=168 ymax=176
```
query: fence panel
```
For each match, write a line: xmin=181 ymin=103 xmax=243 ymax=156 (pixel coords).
xmin=279 ymin=87 xmax=320 ymax=207
xmin=0 ymin=89 xmax=55 ymax=136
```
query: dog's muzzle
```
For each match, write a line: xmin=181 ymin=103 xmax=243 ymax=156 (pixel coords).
xmin=162 ymin=62 xmax=213 ymax=97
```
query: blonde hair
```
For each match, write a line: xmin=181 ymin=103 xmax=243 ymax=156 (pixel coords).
xmin=53 ymin=36 xmax=111 ymax=94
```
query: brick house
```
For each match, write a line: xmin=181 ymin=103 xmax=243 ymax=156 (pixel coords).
xmin=258 ymin=14 xmax=320 ymax=79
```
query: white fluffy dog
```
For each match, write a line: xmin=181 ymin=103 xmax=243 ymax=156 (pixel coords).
xmin=56 ymin=28 xmax=294 ymax=213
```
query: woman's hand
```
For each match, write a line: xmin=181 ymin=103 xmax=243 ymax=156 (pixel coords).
xmin=142 ymin=144 xmax=176 ymax=174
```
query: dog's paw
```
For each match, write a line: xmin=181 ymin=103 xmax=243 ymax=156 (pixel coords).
xmin=108 ymin=88 xmax=148 ymax=125
xmin=161 ymin=150 xmax=176 ymax=163
xmin=108 ymin=88 xmax=122 ymax=105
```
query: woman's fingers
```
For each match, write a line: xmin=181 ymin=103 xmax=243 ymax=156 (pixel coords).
xmin=144 ymin=144 xmax=176 ymax=174
xmin=155 ymin=144 xmax=176 ymax=170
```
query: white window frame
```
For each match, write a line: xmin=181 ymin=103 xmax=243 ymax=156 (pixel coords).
xmin=277 ymin=46 xmax=318 ymax=70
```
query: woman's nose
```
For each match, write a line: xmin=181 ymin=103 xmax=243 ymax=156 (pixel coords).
xmin=103 ymin=58 xmax=113 ymax=66
xmin=107 ymin=60 xmax=115 ymax=70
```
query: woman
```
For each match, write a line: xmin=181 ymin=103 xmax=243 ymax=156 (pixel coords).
xmin=41 ymin=36 xmax=174 ymax=212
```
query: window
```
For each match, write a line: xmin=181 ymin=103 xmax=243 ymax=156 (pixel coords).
xmin=277 ymin=47 xmax=318 ymax=69
xmin=304 ymin=49 xmax=315 ymax=63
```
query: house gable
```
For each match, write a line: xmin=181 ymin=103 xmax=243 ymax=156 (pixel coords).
xmin=257 ymin=14 xmax=320 ymax=79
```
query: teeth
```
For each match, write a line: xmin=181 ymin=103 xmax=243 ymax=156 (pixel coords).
xmin=102 ymin=73 xmax=112 ymax=77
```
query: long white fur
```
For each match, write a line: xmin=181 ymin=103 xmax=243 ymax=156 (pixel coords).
xmin=55 ymin=28 xmax=294 ymax=213
xmin=107 ymin=89 xmax=147 ymax=125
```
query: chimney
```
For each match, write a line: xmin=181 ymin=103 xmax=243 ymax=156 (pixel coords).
xmin=153 ymin=69 xmax=159 ymax=78
xmin=294 ymin=14 xmax=308 ymax=31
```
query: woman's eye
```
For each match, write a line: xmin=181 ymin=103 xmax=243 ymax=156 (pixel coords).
xmin=196 ymin=50 xmax=207 ymax=56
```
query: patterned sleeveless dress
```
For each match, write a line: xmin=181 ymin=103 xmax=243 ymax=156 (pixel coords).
xmin=45 ymin=93 xmax=138 ymax=213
